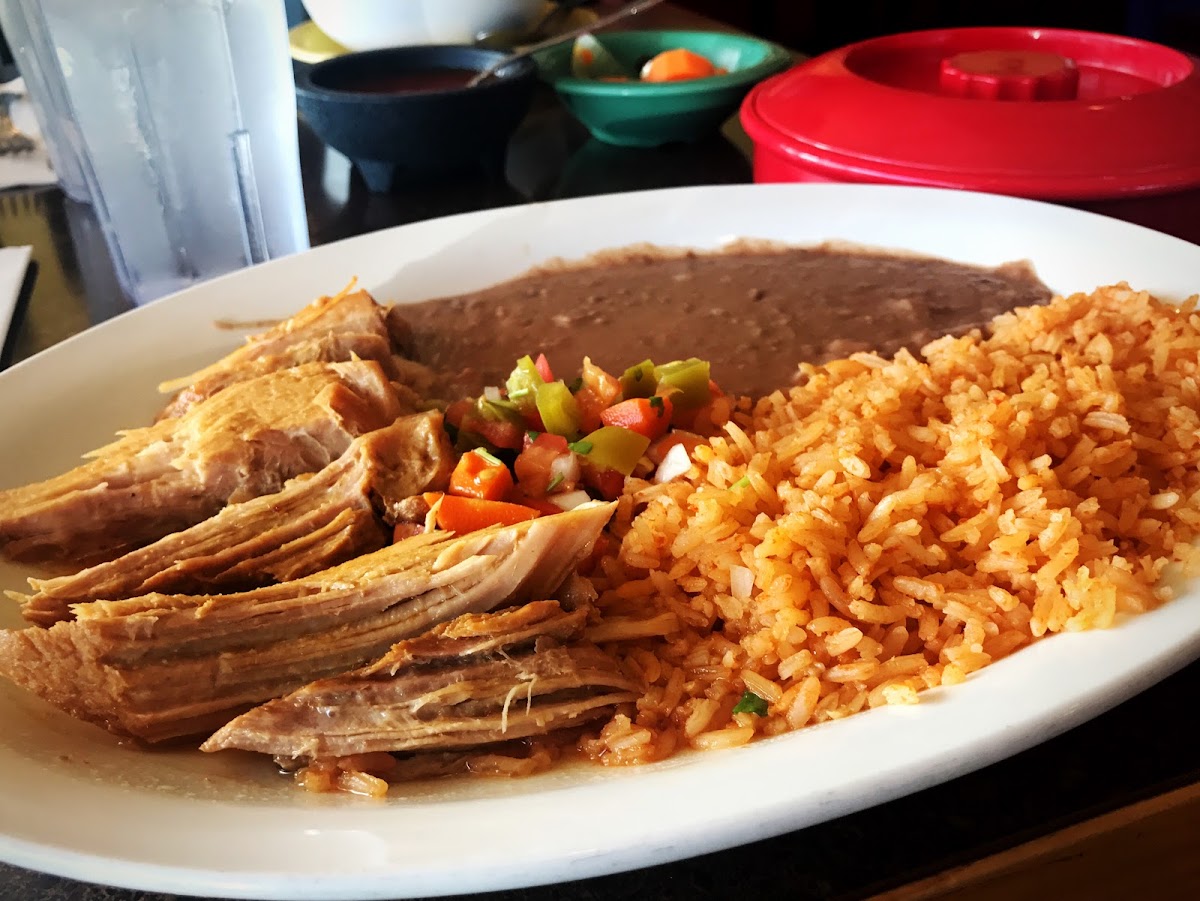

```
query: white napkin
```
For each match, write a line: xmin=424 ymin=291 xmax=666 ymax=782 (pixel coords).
xmin=0 ymin=78 xmax=58 ymax=190
xmin=0 ymin=245 xmax=34 ymax=351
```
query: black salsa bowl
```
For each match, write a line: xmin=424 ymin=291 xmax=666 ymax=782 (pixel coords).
xmin=295 ymin=45 xmax=538 ymax=192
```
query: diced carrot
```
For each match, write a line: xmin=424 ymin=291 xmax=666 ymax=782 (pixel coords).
xmin=429 ymin=494 xmax=540 ymax=533
xmin=449 ymin=450 xmax=514 ymax=502
xmin=600 ymin=395 xmax=674 ymax=440
xmin=641 ymin=48 xmax=718 ymax=82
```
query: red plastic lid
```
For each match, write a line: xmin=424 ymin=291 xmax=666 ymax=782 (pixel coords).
xmin=740 ymin=27 xmax=1200 ymax=199
xmin=939 ymin=50 xmax=1080 ymax=100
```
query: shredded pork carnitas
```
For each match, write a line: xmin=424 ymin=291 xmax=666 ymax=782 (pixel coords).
xmin=15 ymin=411 xmax=455 ymax=625
xmin=0 ymin=359 xmax=407 ymax=565
xmin=203 ymin=599 xmax=638 ymax=761
xmin=0 ymin=502 xmax=615 ymax=743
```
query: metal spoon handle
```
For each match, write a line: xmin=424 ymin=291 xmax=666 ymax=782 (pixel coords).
xmin=466 ymin=0 xmax=666 ymax=87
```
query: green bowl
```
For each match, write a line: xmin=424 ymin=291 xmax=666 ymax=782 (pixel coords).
xmin=536 ymin=30 xmax=792 ymax=148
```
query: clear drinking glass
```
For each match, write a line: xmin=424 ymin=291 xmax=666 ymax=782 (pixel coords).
xmin=32 ymin=0 xmax=310 ymax=305
xmin=0 ymin=0 xmax=90 ymax=202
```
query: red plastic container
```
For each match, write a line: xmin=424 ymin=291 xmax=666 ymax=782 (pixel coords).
xmin=740 ymin=28 xmax=1200 ymax=244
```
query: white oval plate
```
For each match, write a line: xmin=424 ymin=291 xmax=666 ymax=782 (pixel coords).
xmin=2 ymin=184 xmax=1198 ymax=900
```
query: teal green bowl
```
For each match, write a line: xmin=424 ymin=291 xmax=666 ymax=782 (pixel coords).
xmin=536 ymin=30 xmax=792 ymax=148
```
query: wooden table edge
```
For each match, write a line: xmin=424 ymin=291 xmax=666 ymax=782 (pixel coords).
xmin=868 ymin=781 xmax=1200 ymax=900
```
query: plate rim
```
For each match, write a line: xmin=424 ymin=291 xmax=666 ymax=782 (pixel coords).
xmin=2 ymin=182 xmax=1199 ymax=899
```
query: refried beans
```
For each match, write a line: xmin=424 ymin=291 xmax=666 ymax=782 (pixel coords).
xmin=401 ymin=243 xmax=1052 ymax=398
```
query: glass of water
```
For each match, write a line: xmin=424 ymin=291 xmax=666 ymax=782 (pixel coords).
xmin=31 ymin=0 xmax=310 ymax=305
xmin=0 ymin=0 xmax=90 ymax=202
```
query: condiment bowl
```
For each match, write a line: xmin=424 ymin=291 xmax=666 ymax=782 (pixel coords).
xmin=295 ymin=46 xmax=538 ymax=192
xmin=536 ymin=29 xmax=791 ymax=147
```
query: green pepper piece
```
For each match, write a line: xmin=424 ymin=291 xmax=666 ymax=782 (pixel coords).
xmin=619 ymin=359 xmax=657 ymax=398
xmin=505 ymin=355 xmax=544 ymax=411
xmin=477 ymin=397 xmax=523 ymax=423
xmin=579 ymin=426 xmax=650 ymax=476
xmin=654 ymin=358 xmax=711 ymax=409
xmin=536 ymin=380 xmax=582 ymax=437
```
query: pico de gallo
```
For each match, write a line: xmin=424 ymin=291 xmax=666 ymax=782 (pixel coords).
xmin=416 ymin=353 xmax=724 ymax=536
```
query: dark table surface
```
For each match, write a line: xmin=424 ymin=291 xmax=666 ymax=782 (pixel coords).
xmin=1 ymin=41 xmax=1199 ymax=901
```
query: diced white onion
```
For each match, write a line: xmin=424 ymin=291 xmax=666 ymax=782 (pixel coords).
xmin=550 ymin=452 xmax=581 ymax=487
xmin=730 ymin=565 xmax=754 ymax=600
xmin=549 ymin=489 xmax=592 ymax=511
xmin=654 ymin=442 xmax=693 ymax=484
xmin=483 ymin=386 xmax=502 ymax=402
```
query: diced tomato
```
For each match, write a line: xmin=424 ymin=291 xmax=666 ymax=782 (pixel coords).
xmin=582 ymin=357 xmax=621 ymax=404
xmin=510 ymin=491 xmax=564 ymax=516
xmin=534 ymin=353 xmax=555 ymax=383
xmin=458 ymin=408 xmax=524 ymax=450
xmin=514 ymin=432 xmax=574 ymax=496
xmin=574 ymin=387 xmax=607 ymax=433
xmin=669 ymin=381 xmax=721 ymax=432
xmin=455 ymin=398 xmax=527 ymax=451
xmin=581 ymin=463 xmax=626 ymax=501
xmin=673 ymin=380 xmax=728 ymax=434
xmin=600 ymin=395 xmax=674 ymax=440
xmin=576 ymin=358 xmax=622 ymax=432
xmin=648 ymin=430 xmax=704 ymax=466
xmin=444 ymin=399 xmax=472 ymax=431
xmin=536 ymin=433 xmax=569 ymax=454
xmin=523 ymin=406 xmax=547 ymax=432
xmin=578 ymin=531 xmax=613 ymax=576
xmin=448 ymin=450 xmax=515 ymax=502
xmin=423 ymin=493 xmax=539 ymax=533
xmin=670 ymin=408 xmax=696 ymax=431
